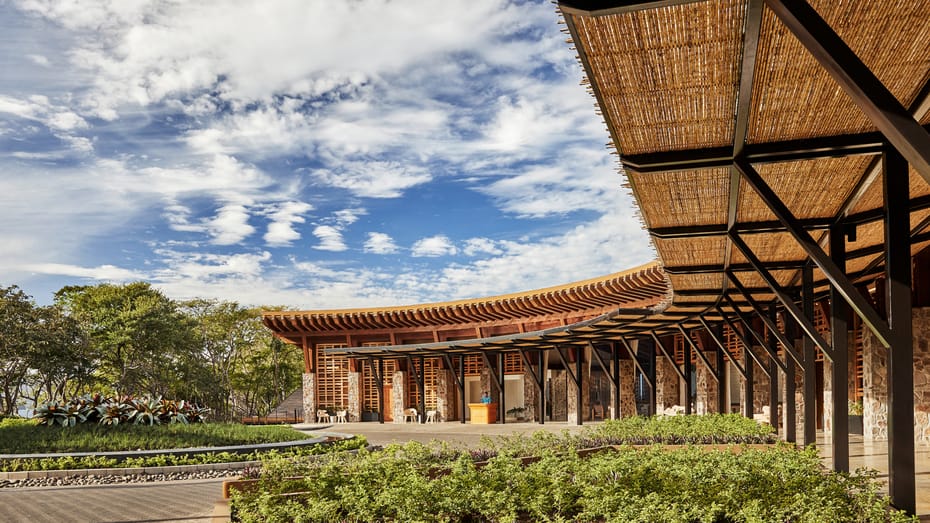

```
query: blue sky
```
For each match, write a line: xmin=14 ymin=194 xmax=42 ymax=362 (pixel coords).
xmin=0 ymin=0 xmax=654 ymax=308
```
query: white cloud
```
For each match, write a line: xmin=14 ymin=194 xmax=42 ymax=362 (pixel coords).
xmin=312 ymin=225 xmax=347 ymax=252
xmin=364 ymin=232 xmax=398 ymax=255
xmin=0 ymin=94 xmax=91 ymax=152
xmin=27 ymin=54 xmax=50 ymax=67
xmin=312 ymin=162 xmax=432 ymax=199
xmin=411 ymin=235 xmax=457 ymax=257
xmin=264 ymin=201 xmax=313 ymax=247
xmin=333 ymin=208 xmax=366 ymax=227
xmin=23 ymin=263 xmax=145 ymax=281
xmin=207 ymin=204 xmax=254 ymax=245
xmin=463 ymin=237 xmax=502 ymax=256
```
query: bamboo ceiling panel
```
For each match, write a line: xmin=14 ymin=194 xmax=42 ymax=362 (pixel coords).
xmin=729 ymin=268 xmax=797 ymax=289
xmin=668 ymin=272 xmax=723 ymax=291
xmin=570 ymin=0 xmax=742 ymax=155
xmin=849 ymin=166 xmax=930 ymax=215
xmin=748 ymin=2 xmax=930 ymax=144
xmin=727 ymin=230 xmax=809 ymax=265
xmin=653 ymin=236 xmax=727 ymax=267
xmin=736 ymin=156 xmax=873 ymax=222
xmin=627 ymin=168 xmax=728 ymax=228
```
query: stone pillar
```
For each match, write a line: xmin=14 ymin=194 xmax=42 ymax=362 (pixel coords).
xmin=436 ymin=368 xmax=454 ymax=422
xmin=347 ymin=371 xmax=361 ymax=422
xmin=479 ymin=366 xmax=500 ymax=405
xmin=823 ymin=358 xmax=833 ymax=438
xmin=753 ymin=360 xmax=770 ymax=415
xmin=862 ymin=325 xmax=888 ymax=442
xmin=392 ymin=370 xmax=407 ymax=422
xmin=302 ymin=372 xmax=316 ymax=423
xmin=795 ymin=363 xmax=808 ymax=440
xmin=523 ymin=371 xmax=538 ymax=422
xmin=619 ymin=359 xmax=636 ymax=418
xmin=655 ymin=356 xmax=680 ymax=412
xmin=550 ymin=370 xmax=567 ymax=421
xmin=912 ymin=308 xmax=930 ymax=445
xmin=566 ymin=363 xmax=589 ymax=424
xmin=695 ymin=354 xmax=718 ymax=414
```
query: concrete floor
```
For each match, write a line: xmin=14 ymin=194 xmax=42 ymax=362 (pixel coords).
xmin=817 ymin=432 xmax=930 ymax=519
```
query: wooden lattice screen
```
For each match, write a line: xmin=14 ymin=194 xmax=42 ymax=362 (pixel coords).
xmin=362 ymin=357 xmax=397 ymax=412
xmin=316 ymin=343 xmax=348 ymax=410
xmin=406 ymin=358 xmax=440 ymax=410
xmin=503 ymin=353 xmax=524 ymax=374
xmin=464 ymin=355 xmax=482 ymax=376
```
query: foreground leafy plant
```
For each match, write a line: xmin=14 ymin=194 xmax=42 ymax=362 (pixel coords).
xmin=234 ymin=443 xmax=914 ymax=523
xmin=33 ymin=394 xmax=211 ymax=427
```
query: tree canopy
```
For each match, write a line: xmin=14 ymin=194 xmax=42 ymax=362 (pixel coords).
xmin=0 ymin=282 xmax=300 ymax=420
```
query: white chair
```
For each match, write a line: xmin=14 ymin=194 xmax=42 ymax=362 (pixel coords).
xmin=316 ymin=409 xmax=330 ymax=423
xmin=403 ymin=408 xmax=418 ymax=423
xmin=425 ymin=410 xmax=438 ymax=423
xmin=335 ymin=410 xmax=348 ymax=423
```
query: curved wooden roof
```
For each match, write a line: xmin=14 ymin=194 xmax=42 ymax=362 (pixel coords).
xmin=263 ymin=262 xmax=669 ymax=334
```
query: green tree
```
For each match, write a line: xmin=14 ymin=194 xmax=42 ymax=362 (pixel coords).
xmin=181 ymin=299 xmax=266 ymax=420
xmin=26 ymin=305 xmax=96 ymax=405
xmin=54 ymin=282 xmax=194 ymax=398
xmin=230 ymin=332 xmax=302 ymax=417
xmin=0 ymin=285 xmax=37 ymax=415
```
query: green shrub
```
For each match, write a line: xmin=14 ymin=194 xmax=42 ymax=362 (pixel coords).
xmin=230 ymin=418 xmax=913 ymax=523
xmin=234 ymin=444 xmax=914 ymax=523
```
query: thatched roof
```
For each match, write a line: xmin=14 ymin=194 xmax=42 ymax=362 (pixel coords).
xmin=562 ymin=0 xmax=930 ymax=326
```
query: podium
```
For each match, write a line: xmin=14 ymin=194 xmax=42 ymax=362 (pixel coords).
xmin=468 ymin=403 xmax=497 ymax=424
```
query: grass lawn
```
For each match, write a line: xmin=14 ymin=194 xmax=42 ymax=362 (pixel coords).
xmin=0 ymin=418 xmax=309 ymax=454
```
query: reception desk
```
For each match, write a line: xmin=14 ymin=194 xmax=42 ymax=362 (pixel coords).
xmin=468 ymin=403 xmax=498 ymax=424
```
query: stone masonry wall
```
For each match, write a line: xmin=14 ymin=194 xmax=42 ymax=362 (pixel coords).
xmin=551 ymin=370 xmax=567 ymax=421
xmin=862 ymin=307 xmax=930 ymax=445
xmin=347 ymin=372 xmax=361 ymax=422
xmin=620 ymin=359 xmax=636 ymax=418
xmin=655 ymin=356 xmax=680 ymax=412
xmin=523 ymin=371 xmax=538 ymax=422
xmin=302 ymin=372 xmax=316 ymax=423
xmin=566 ymin=363 xmax=590 ymax=424
xmin=912 ymin=308 xmax=930 ymax=445
xmin=436 ymin=368 xmax=454 ymax=422
xmin=392 ymin=370 xmax=406 ymax=422
xmin=695 ymin=354 xmax=718 ymax=414
xmin=862 ymin=323 xmax=889 ymax=441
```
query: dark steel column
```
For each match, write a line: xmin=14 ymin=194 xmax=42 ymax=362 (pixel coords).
xmin=459 ymin=355 xmax=466 ymax=424
xmin=801 ymin=265 xmax=817 ymax=446
xmin=576 ymin=347 xmax=584 ymax=426
xmin=418 ymin=356 xmax=426 ymax=424
xmin=648 ymin=338 xmax=657 ymax=416
xmin=539 ymin=350 xmax=547 ymax=424
xmin=716 ymin=330 xmax=727 ymax=414
xmin=683 ymin=335 xmax=692 ymax=414
xmin=378 ymin=359 xmax=385 ymax=424
xmin=613 ymin=343 xmax=621 ymax=419
xmin=498 ymin=352 xmax=506 ymax=425
xmin=768 ymin=305 xmax=779 ymax=429
xmin=744 ymin=336 xmax=754 ymax=419
xmin=830 ymin=222 xmax=850 ymax=472
xmin=884 ymin=144 xmax=916 ymax=514
xmin=785 ymin=312 xmax=797 ymax=443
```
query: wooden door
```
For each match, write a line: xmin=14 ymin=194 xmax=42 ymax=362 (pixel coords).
xmin=383 ymin=385 xmax=393 ymax=421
